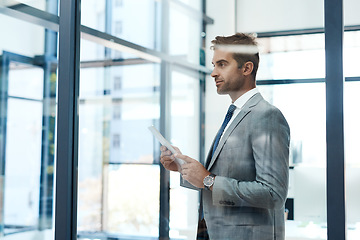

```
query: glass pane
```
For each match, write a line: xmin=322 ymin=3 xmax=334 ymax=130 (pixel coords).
xmin=257 ymin=31 xmax=360 ymax=81
xmin=344 ymin=31 xmax=360 ymax=77
xmin=1 ymin=7 xmax=57 ymax=239
xmin=344 ymin=81 xmax=360 ymax=240
xmin=80 ymin=39 xmax=106 ymax=62
xmin=257 ymin=34 xmax=325 ymax=80
xmin=169 ymin=69 xmax=200 ymax=239
xmin=254 ymin=30 xmax=360 ymax=239
xmin=81 ymin=0 xmax=157 ymax=50
xmin=1 ymin=59 xmax=56 ymax=239
xmin=169 ymin=2 xmax=202 ymax=65
xmin=8 ymin=63 xmax=44 ymax=100
xmin=0 ymin=14 xmax=45 ymax=57
xmin=110 ymin=0 xmax=156 ymax=49
xmin=175 ymin=0 xmax=202 ymax=11
xmin=0 ymin=0 xmax=57 ymax=15
xmin=81 ymin=1 xmax=106 ymax=32
xmin=77 ymin=59 xmax=161 ymax=238
xmin=258 ymin=83 xmax=327 ymax=240
xmin=106 ymin=164 xmax=160 ymax=236
xmin=4 ymin=97 xmax=43 ymax=230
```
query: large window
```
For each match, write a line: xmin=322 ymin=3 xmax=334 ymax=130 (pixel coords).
xmin=77 ymin=61 xmax=161 ymax=238
xmin=257 ymin=30 xmax=360 ymax=240
xmin=77 ymin=0 xmax=207 ymax=238
xmin=1 ymin=0 xmax=208 ymax=239
xmin=0 ymin=7 xmax=58 ymax=240
xmin=169 ymin=68 xmax=201 ymax=239
xmin=258 ymin=83 xmax=328 ymax=239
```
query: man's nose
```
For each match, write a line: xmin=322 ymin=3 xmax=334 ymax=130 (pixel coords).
xmin=211 ymin=68 xmax=217 ymax=78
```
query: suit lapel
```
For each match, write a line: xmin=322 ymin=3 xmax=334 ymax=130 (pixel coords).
xmin=206 ymin=93 xmax=263 ymax=170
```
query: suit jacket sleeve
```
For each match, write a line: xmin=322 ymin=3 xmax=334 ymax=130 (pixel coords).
xmin=211 ymin=105 xmax=290 ymax=209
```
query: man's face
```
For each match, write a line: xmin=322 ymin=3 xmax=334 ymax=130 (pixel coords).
xmin=211 ymin=49 xmax=245 ymax=99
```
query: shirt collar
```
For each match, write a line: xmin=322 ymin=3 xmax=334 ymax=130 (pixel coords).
xmin=232 ymin=88 xmax=259 ymax=110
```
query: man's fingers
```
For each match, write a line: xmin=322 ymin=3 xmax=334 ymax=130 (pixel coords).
xmin=162 ymin=159 xmax=173 ymax=168
xmin=159 ymin=145 xmax=182 ymax=172
xmin=175 ymin=153 xmax=192 ymax=163
xmin=173 ymin=146 xmax=182 ymax=154
xmin=160 ymin=149 xmax=173 ymax=158
xmin=160 ymin=155 xmax=174 ymax=163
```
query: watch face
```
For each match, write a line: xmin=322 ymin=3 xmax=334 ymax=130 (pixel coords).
xmin=204 ymin=175 xmax=214 ymax=187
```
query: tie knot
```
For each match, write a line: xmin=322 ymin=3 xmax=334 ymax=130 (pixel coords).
xmin=228 ymin=104 xmax=236 ymax=113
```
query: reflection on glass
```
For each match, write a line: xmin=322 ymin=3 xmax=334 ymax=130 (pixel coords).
xmin=4 ymin=98 xmax=42 ymax=226
xmin=1 ymin=57 xmax=56 ymax=239
xmin=169 ymin=69 xmax=200 ymax=239
xmin=77 ymin=63 xmax=161 ymax=238
xmin=258 ymin=83 xmax=327 ymax=240
xmin=1 ymin=2 xmax=58 ymax=238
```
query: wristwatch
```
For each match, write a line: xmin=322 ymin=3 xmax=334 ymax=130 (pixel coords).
xmin=203 ymin=173 xmax=216 ymax=190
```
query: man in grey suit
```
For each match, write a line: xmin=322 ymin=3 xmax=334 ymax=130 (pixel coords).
xmin=160 ymin=33 xmax=290 ymax=240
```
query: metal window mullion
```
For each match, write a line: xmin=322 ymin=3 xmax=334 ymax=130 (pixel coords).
xmin=256 ymin=25 xmax=360 ymax=38
xmin=324 ymin=0 xmax=346 ymax=239
xmin=54 ymin=0 xmax=81 ymax=239
xmin=198 ymin=0 xmax=206 ymax=222
xmin=0 ymin=54 xmax=9 ymax=237
xmin=159 ymin=0 xmax=171 ymax=239
xmin=159 ymin=61 xmax=171 ymax=240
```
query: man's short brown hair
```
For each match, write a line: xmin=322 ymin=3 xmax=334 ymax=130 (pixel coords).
xmin=211 ymin=33 xmax=259 ymax=79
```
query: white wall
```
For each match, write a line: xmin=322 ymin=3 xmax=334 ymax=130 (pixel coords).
xmin=236 ymin=0 xmax=324 ymax=33
xmin=236 ymin=0 xmax=360 ymax=33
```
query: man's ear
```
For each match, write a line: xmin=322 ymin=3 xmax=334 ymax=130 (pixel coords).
xmin=241 ymin=61 xmax=254 ymax=76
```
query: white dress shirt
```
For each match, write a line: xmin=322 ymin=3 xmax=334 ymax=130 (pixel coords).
xmin=222 ymin=88 xmax=259 ymax=138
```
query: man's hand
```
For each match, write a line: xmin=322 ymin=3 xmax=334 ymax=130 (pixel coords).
xmin=160 ymin=146 xmax=182 ymax=172
xmin=176 ymin=153 xmax=210 ymax=189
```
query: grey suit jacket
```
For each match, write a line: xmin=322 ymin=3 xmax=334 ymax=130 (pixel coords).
xmin=183 ymin=93 xmax=290 ymax=240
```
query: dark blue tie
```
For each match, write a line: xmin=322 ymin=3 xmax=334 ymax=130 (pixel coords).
xmin=211 ymin=104 xmax=237 ymax=157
